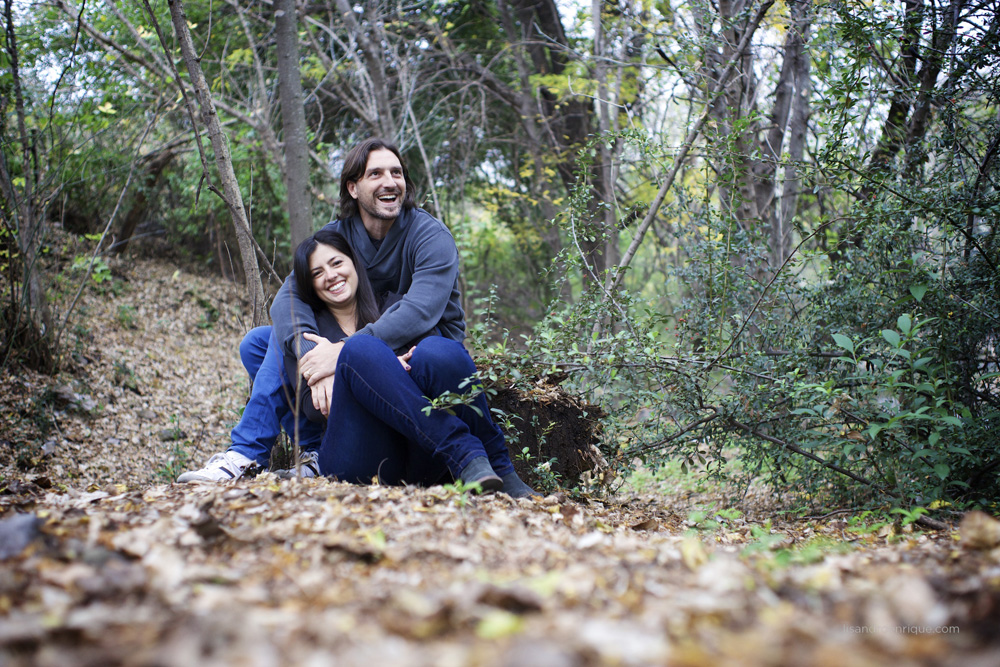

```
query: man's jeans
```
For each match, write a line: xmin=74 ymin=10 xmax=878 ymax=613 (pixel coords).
xmin=319 ymin=335 xmax=516 ymax=485
xmin=230 ymin=326 xmax=324 ymax=466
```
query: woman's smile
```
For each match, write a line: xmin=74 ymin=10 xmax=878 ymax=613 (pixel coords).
xmin=309 ymin=244 xmax=359 ymax=311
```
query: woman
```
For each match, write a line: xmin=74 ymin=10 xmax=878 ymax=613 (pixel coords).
xmin=285 ymin=229 xmax=535 ymax=497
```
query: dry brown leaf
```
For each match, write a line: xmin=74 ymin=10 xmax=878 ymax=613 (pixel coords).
xmin=960 ymin=510 xmax=1000 ymax=550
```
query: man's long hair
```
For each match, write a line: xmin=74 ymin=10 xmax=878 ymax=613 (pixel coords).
xmin=338 ymin=138 xmax=417 ymax=220
xmin=293 ymin=230 xmax=381 ymax=330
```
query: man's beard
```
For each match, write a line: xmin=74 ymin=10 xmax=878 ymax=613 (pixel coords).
xmin=361 ymin=191 xmax=402 ymax=221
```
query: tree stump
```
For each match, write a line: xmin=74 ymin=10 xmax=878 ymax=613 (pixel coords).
xmin=488 ymin=379 xmax=606 ymax=489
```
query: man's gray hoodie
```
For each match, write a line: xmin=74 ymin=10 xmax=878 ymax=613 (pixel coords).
xmin=270 ymin=207 xmax=466 ymax=359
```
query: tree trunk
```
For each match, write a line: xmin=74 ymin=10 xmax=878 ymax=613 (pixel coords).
xmin=777 ymin=13 xmax=811 ymax=264
xmin=765 ymin=0 xmax=811 ymax=268
xmin=865 ymin=0 xmax=923 ymax=176
xmin=502 ymin=0 xmax=612 ymax=288
xmin=275 ymin=0 xmax=314 ymax=249
xmin=114 ymin=148 xmax=176 ymax=254
xmin=166 ymin=0 xmax=267 ymax=326
xmin=1 ymin=0 xmax=53 ymax=371
xmin=828 ymin=0 xmax=967 ymax=260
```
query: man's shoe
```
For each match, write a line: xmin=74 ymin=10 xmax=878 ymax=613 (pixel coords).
xmin=274 ymin=449 xmax=321 ymax=479
xmin=501 ymin=472 xmax=539 ymax=499
xmin=177 ymin=450 xmax=255 ymax=483
xmin=458 ymin=456 xmax=503 ymax=493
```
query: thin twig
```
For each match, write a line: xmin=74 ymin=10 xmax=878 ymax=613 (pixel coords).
xmin=629 ymin=409 xmax=720 ymax=456
xmin=794 ymin=508 xmax=859 ymax=521
xmin=728 ymin=416 xmax=881 ymax=489
xmin=707 ymin=219 xmax=835 ymax=371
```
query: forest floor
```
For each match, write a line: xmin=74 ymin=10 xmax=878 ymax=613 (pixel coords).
xmin=2 ymin=248 xmax=1000 ymax=666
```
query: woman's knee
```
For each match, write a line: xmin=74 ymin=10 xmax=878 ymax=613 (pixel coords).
xmin=340 ymin=334 xmax=393 ymax=367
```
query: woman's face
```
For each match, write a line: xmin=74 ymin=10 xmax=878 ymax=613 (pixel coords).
xmin=309 ymin=243 xmax=359 ymax=310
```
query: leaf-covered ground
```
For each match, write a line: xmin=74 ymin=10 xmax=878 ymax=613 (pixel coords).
xmin=2 ymin=253 xmax=1000 ymax=666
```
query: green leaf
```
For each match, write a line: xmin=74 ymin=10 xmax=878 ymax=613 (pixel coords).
xmin=832 ymin=333 xmax=855 ymax=354
xmin=909 ymin=284 xmax=928 ymax=303
xmin=897 ymin=314 xmax=912 ymax=335
xmin=933 ymin=463 xmax=950 ymax=480
xmin=881 ymin=329 xmax=901 ymax=348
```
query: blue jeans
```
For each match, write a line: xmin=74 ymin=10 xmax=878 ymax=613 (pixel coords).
xmin=229 ymin=326 xmax=324 ymax=465
xmin=319 ymin=335 xmax=515 ymax=485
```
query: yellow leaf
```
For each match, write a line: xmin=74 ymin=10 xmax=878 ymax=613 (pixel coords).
xmin=524 ymin=571 xmax=563 ymax=597
xmin=476 ymin=610 xmax=524 ymax=639
xmin=364 ymin=529 xmax=387 ymax=551
xmin=97 ymin=102 xmax=117 ymax=115
xmin=681 ymin=536 xmax=708 ymax=570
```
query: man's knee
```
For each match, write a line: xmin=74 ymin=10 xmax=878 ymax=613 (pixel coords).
xmin=240 ymin=326 xmax=272 ymax=374
xmin=411 ymin=337 xmax=476 ymax=384
xmin=414 ymin=336 xmax=468 ymax=361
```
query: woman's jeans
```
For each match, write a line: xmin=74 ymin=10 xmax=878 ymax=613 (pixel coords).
xmin=319 ymin=335 xmax=515 ymax=485
xmin=229 ymin=327 xmax=324 ymax=466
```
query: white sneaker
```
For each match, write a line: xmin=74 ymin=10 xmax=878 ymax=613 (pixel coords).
xmin=177 ymin=450 xmax=255 ymax=482
xmin=274 ymin=449 xmax=320 ymax=479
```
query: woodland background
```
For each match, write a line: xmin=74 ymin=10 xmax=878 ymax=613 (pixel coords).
xmin=2 ymin=0 xmax=1000 ymax=515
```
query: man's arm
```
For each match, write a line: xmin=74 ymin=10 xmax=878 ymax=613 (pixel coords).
xmin=270 ymin=273 xmax=321 ymax=359
xmin=271 ymin=220 xmax=345 ymax=359
xmin=355 ymin=226 xmax=459 ymax=350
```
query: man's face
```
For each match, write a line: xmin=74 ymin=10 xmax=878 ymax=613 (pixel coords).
xmin=347 ymin=149 xmax=406 ymax=224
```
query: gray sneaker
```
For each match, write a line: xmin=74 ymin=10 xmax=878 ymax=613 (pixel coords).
xmin=274 ymin=449 xmax=320 ymax=479
xmin=177 ymin=450 xmax=255 ymax=483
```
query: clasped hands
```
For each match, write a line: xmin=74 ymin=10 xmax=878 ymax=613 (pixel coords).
xmin=299 ymin=332 xmax=414 ymax=417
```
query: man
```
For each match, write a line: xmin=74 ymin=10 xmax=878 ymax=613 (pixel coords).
xmin=270 ymin=138 xmax=465 ymax=414
xmin=177 ymin=138 xmax=530 ymax=495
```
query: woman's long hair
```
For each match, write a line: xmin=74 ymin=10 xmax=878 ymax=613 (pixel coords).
xmin=293 ymin=230 xmax=381 ymax=331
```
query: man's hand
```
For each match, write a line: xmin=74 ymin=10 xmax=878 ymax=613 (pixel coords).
xmin=310 ymin=375 xmax=335 ymax=417
xmin=300 ymin=333 xmax=345 ymax=386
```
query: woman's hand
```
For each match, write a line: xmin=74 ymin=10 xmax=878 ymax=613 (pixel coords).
xmin=397 ymin=346 xmax=415 ymax=371
xmin=300 ymin=333 xmax=344 ymax=386
xmin=310 ymin=375 xmax=335 ymax=417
